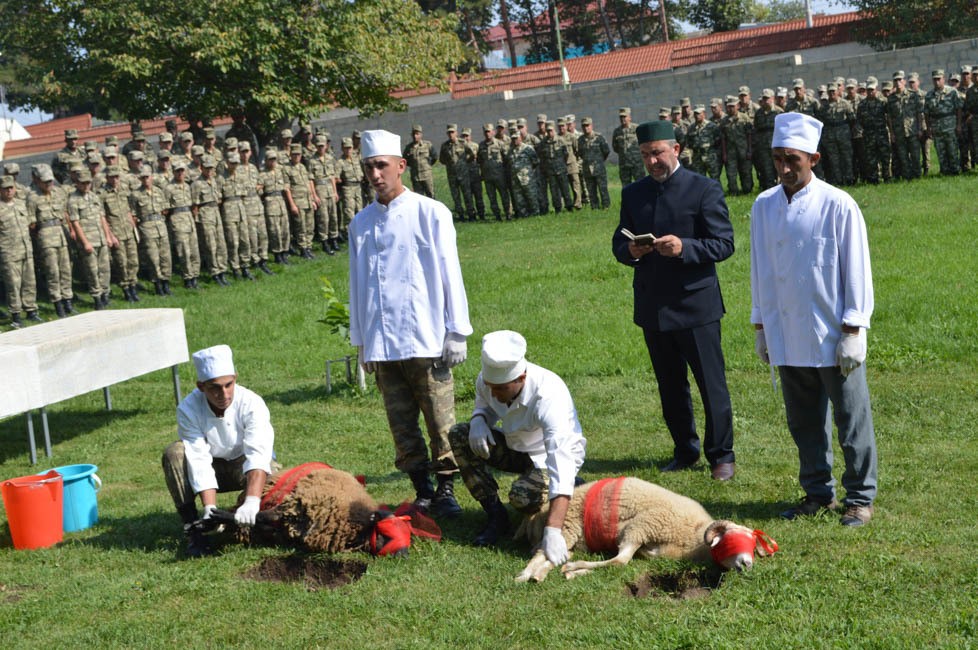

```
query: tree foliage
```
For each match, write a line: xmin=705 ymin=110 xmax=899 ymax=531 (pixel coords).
xmin=0 ymin=0 xmax=468 ymax=138
xmin=415 ymin=0 xmax=496 ymax=72
xmin=748 ymin=0 xmax=807 ymax=24
xmin=849 ymin=0 xmax=978 ymax=50
xmin=682 ymin=0 xmax=750 ymax=33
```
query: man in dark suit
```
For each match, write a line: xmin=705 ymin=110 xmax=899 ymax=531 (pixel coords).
xmin=612 ymin=120 xmax=736 ymax=481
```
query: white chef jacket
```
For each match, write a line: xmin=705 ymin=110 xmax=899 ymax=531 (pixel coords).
xmin=472 ymin=362 xmax=586 ymax=500
xmin=348 ymin=189 xmax=472 ymax=362
xmin=176 ymin=385 xmax=275 ymax=494
xmin=749 ymin=177 xmax=874 ymax=367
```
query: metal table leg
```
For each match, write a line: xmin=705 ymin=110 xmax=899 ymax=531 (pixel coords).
xmin=172 ymin=365 xmax=182 ymax=405
xmin=26 ymin=411 xmax=37 ymax=465
xmin=103 ymin=386 xmax=113 ymax=411
xmin=41 ymin=406 xmax=52 ymax=457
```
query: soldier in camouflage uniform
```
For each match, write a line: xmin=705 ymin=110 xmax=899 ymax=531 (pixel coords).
xmin=224 ymin=113 xmax=261 ymax=163
xmin=612 ymin=107 xmax=644 ymax=186
xmin=67 ymin=170 xmax=115 ymax=308
xmin=506 ymin=131 xmax=539 ymax=218
xmin=171 ymin=132 xmax=195 ymax=169
xmin=191 ymin=156 xmax=230 ymax=286
xmin=220 ymin=151 xmax=256 ymax=278
xmin=737 ymin=86 xmax=759 ymax=120
xmin=710 ymin=98 xmax=724 ymax=124
xmin=130 ymin=166 xmax=173 ymax=296
xmin=965 ymin=71 xmax=978 ymax=171
xmin=461 ymin=128 xmax=486 ymax=220
xmin=402 ymin=125 xmax=437 ymax=198
xmin=907 ymin=73 xmax=932 ymax=175
xmin=578 ymin=117 xmax=611 ymax=209
xmin=164 ymin=161 xmax=202 ymax=289
xmin=565 ymin=115 xmax=589 ymax=207
xmin=27 ymin=166 xmax=75 ymax=317
xmin=52 ymin=129 xmax=84 ymax=185
xmin=752 ymin=89 xmax=783 ymax=189
xmin=238 ymin=141 xmax=273 ymax=272
xmin=786 ymin=79 xmax=820 ymax=116
xmin=888 ymin=70 xmax=925 ymax=180
xmin=924 ymin=69 xmax=963 ymax=176
xmin=259 ymin=149 xmax=291 ymax=265
xmin=3 ymin=163 xmax=30 ymax=201
xmin=856 ymin=77 xmax=892 ymax=184
xmin=307 ymin=135 xmax=340 ymax=254
xmin=687 ymin=105 xmax=722 ymax=180
xmin=283 ymin=143 xmax=319 ymax=260
xmin=845 ymin=79 xmax=866 ymax=182
xmin=537 ymin=120 xmax=572 ymax=213
xmin=477 ymin=123 xmax=511 ymax=220
xmin=337 ymin=137 xmax=363 ymax=239
xmin=0 ymin=176 xmax=40 ymax=326
xmin=558 ymin=118 xmax=583 ymax=210
xmin=99 ymin=166 xmax=140 ymax=302
xmin=819 ymin=83 xmax=856 ymax=185
xmin=516 ymin=118 xmax=546 ymax=215
xmin=671 ymin=106 xmax=692 ymax=169
xmin=201 ymin=127 xmax=223 ymax=166
xmin=439 ymin=124 xmax=474 ymax=221
xmin=720 ymin=96 xmax=754 ymax=195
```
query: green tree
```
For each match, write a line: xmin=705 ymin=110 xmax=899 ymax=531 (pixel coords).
xmin=415 ymin=0 xmax=496 ymax=72
xmin=683 ymin=0 xmax=750 ymax=33
xmin=849 ymin=0 xmax=978 ymax=50
xmin=0 ymin=0 xmax=468 ymax=143
xmin=748 ymin=0 xmax=807 ymax=23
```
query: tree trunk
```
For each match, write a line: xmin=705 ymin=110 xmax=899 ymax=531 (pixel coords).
xmin=499 ymin=0 xmax=519 ymax=68
xmin=547 ymin=1 xmax=558 ymax=59
xmin=597 ymin=0 xmax=617 ymax=51
xmin=659 ymin=0 xmax=669 ymax=42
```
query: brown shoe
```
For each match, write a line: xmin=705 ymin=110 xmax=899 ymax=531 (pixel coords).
xmin=840 ymin=504 xmax=873 ymax=527
xmin=711 ymin=462 xmax=735 ymax=481
xmin=780 ymin=496 xmax=839 ymax=520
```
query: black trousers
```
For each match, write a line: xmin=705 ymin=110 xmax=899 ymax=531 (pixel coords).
xmin=643 ymin=320 xmax=734 ymax=466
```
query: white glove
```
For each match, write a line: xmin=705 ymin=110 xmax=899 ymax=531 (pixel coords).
xmin=440 ymin=332 xmax=467 ymax=368
xmin=755 ymin=328 xmax=770 ymax=364
xmin=201 ymin=504 xmax=218 ymax=520
xmin=541 ymin=526 xmax=569 ymax=566
xmin=835 ymin=330 xmax=866 ymax=377
xmin=468 ymin=416 xmax=495 ymax=459
xmin=358 ymin=345 xmax=376 ymax=374
xmin=234 ymin=496 xmax=261 ymax=526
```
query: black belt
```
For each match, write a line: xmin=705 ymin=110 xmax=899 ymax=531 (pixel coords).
xmin=931 ymin=113 xmax=954 ymax=119
xmin=171 ymin=206 xmax=191 ymax=214
xmin=341 ymin=181 xmax=359 ymax=186
xmin=140 ymin=213 xmax=163 ymax=222
xmin=39 ymin=218 xmax=63 ymax=228
xmin=197 ymin=201 xmax=217 ymax=208
xmin=246 ymin=191 xmax=259 ymax=198
xmin=223 ymin=196 xmax=242 ymax=202
xmin=263 ymin=191 xmax=282 ymax=198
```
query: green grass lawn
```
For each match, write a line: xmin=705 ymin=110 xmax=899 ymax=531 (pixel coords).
xmin=2 ymin=169 xmax=977 ymax=648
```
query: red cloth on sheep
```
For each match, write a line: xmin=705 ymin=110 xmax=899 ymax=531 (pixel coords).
xmin=583 ymin=476 xmax=626 ymax=553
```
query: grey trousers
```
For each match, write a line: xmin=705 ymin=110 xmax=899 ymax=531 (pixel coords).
xmin=162 ymin=440 xmax=247 ymax=514
xmin=778 ymin=365 xmax=878 ymax=507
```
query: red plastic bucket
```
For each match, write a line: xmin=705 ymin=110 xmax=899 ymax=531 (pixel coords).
xmin=1 ymin=470 xmax=64 ymax=550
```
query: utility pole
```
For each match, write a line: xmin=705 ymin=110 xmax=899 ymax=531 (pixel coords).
xmin=552 ymin=2 xmax=570 ymax=89
xmin=659 ymin=0 xmax=670 ymax=42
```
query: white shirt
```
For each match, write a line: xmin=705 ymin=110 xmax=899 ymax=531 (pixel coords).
xmin=750 ymin=177 xmax=874 ymax=366
xmin=472 ymin=362 xmax=587 ymax=499
xmin=348 ymin=189 xmax=472 ymax=362
xmin=176 ymin=385 xmax=275 ymax=494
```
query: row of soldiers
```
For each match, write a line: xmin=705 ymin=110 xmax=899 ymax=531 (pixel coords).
xmin=0 ymin=125 xmax=377 ymax=328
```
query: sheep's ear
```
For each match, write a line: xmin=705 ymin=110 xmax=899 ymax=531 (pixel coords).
xmin=703 ymin=520 xmax=733 ymax=545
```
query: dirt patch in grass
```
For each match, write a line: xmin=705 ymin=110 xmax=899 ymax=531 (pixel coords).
xmin=0 ymin=583 xmax=25 ymax=603
xmin=244 ymin=554 xmax=366 ymax=591
xmin=625 ymin=568 xmax=723 ymax=600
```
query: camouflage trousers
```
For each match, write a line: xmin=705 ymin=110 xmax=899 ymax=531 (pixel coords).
xmin=448 ymin=172 xmax=475 ymax=219
xmin=246 ymin=209 xmax=269 ymax=264
xmin=724 ymin=145 xmax=753 ymax=194
xmin=222 ymin=215 xmax=252 ymax=271
xmin=544 ymin=171 xmax=572 ymax=212
xmin=76 ymin=243 xmax=110 ymax=299
xmin=468 ymin=174 xmax=486 ymax=219
xmin=339 ymin=187 xmax=362 ymax=236
xmin=966 ymin=118 xmax=978 ymax=169
xmin=619 ymin=161 xmax=645 ymax=186
xmin=892 ymin=133 xmax=922 ymax=179
xmin=932 ymin=125 xmax=960 ymax=175
xmin=509 ymin=179 xmax=537 ymax=218
xmin=448 ymin=422 xmax=549 ymax=514
xmin=169 ymin=217 xmax=201 ymax=280
xmin=137 ymin=223 xmax=172 ymax=281
xmin=483 ymin=175 xmax=511 ymax=220
xmin=37 ymin=243 xmax=73 ymax=302
xmin=1 ymin=254 xmax=37 ymax=313
xmin=110 ymin=236 xmax=139 ymax=289
xmin=920 ymin=134 xmax=932 ymax=174
xmin=752 ymin=147 xmax=778 ymax=190
xmin=583 ymin=167 xmax=611 ymax=209
xmin=566 ymin=171 xmax=584 ymax=209
xmin=692 ymin=149 xmax=721 ymax=181
xmin=290 ymin=204 xmax=315 ymax=251
xmin=263 ymin=197 xmax=290 ymax=255
xmin=374 ymin=357 xmax=458 ymax=476
xmin=197 ymin=208 xmax=228 ymax=275
xmin=315 ymin=193 xmax=338 ymax=240
xmin=411 ymin=176 xmax=434 ymax=199
xmin=862 ymin=133 xmax=892 ymax=183
xmin=821 ymin=128 xmax=854 ymax=185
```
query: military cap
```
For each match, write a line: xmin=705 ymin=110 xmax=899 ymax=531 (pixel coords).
xmin=636 ymin=120 xmax=675 ymax=144
xmin=846 ymin=78 xmax=857 ymax=88
xmin=102 ymin=145 xmax=118 ymax=157
xmin=65 ymin=128 xmax=79 ymax=139
xmin=858 ymin=82 xmax=867 ymax=90
xmin=319 ymin=130 xmax=331 ymax=139
xmin=3 ymin=162 xmax=20 ymax=174
xmin=69 ymin=162 xmax=85 ymax=173
xmin=680 ymin=98 xmax=691 ymax=107
xmin=545 ymin=120 xmax=555 ymax=129
xmin=483 ymin=123 xmax=493 ymax=132
xmin=105 ymin=135 xmax=119 ymax=145
xmin=516 ymin=117 xmax=527 ymax=126
xmin=827 ymin=82 xmax=838 ymax=92
xmin=761 ymin=88 xmax=774 ymax=98
xmin=172 ymin=159 xmax=187 ymax=171
xmin=818 ymin=84 xmax=828 ymax=92
xmin=461 ymin=127 xmax=472 ymax=136
xmin=105 ymin=165 xmax=122 ymax=177
xmin=128 ymin=150 xmax=145 ymax=161
xmin=725 ymin=95 xmax=738 ymax=106
xmin=776 ymin=87 xmax=788 ymax=97
xmin=950 ymin=73 xmax=961 ymax=82
xmin=961 ymin=65 xmax=972 ymax=74
xmin=565 ymin=114 xmax=576 ymax=122
xmin=300 ymin=121 xmax=312 ymax=130
xmin=165 ymin=118 xmax=178 ymax=128
xmin=191 ymin=145 xmax=205 ymax=156
xmin=237 ymin=140 xmax=250 ymax=151
xmin=37 ymin=166 xmax=55 ymax=182
xmin=932 ymin=69 xmax=945 ymax=78
xmin=84 ymin=140 xmax=98 ymax=151
xmin=265 ymin=148 xmax=278 ymax=159
xmin=0 ymin=176 xmax=15 ymax=189
xmin=179 ymin=131 xmax=194 ymax=142
xmin=412 ymin=124 xmax=423 ymax=133
xmin=556 ymin=117 xmax=566 ymax=126
xmin=834 ymin=76 xmax=846 ymax=88
xmin=693 ymin=104 xmax=706 ymax=114
xmin=908 ymin=71 xmax=920 ymax=80
xmin=508 ymin=128 xmax=519 ymax=139
xmin=536 ymin=113 xmax=547 ymax=123
xmin=159 ymin=132 xmax=173 ymax=143
xmin=133 ymin=132 xmax=146 ymax=141
xmin=446 ymin=123 xmax=457 ymax=132
xmin=738 ymin=85 xmax=750 ymax=95
xmin=203 ymin=127 xmax=216 ymax=138
xmin=76 ymin=169 xmax=92 ymax=182
xmin=157 ymin=150 xmax=171 ymax=160
xmin=671 ymin=106 xmax=681 ymax=114
xmin=882 ymin=80 xmax=893 ymax=90
xmin=618 ymin=107 xmax=631 ymax=116
xmin=313 ymin=135 xmax=327 ymax=146
xmin=792 ymin=78 xmax=805 ymax=88
xmin=497 ymin=118 xmax=508 ymax=128
xmin=87 ymin=152 xmax=102 ymax=164
xmin=280 ymin=128 xmax=293 ymax=139
xmin=201 ymin=155 xmax=216 ymax=168
xmin=226 ymin=151 xmax=240 ymax=164
xmin=658 ymin=107 xmax=670 ymax=117
xmin=288 ymin=143 xmax=302 ymax=155
xmin=352 ymin=130 xmax=361 ymax=138
xmin=223 ymin=137 xmax=238 ymax=149
xmin=581 ymin=117 xmax=593 ymax=126
xmin=137 ymin=165 xmax=152 ymax=177
xmin=866 ymin=76 xmax=879 ymax=89
xmin=341 ymin=137 xmax=353 ymax=148
xmin=710 ymin=97 xmax=722 ymax=107
xmin=893 ymin=70 xmax=905 ymax=79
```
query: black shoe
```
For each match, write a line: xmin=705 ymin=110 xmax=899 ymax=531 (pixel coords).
xmin=241 ymin=268 xmax=255 ymax=281
xmin=474 ymin=498 xmax=510 ymax=547
xmin=323 ymin=240 xmax=334 ymax=255
xmin=184 ymin=527 xmax=214 ymax=559
xmin=161 ymin=279 xmax=172 ymax=295
xmin=10 ymin=312 xmax=22 ymax=329
xmin=232 ymin=269 xmax=242 ymax=279
xmin=130 ymin=286 xmax=141 ymax=302
xmin=55 ymin=301 xmax=67 ymax=318
xmin=408 ymin=470 xmax=435 ymax=512
xmin=26 ymin=311 xmax=43 ymax=323
xmin=302 ymin=248 xmax=315 ymax=259
xmin=429 ymin=476 xmax=462 ymax=519
xmin=661 ymin=457 xmax=698 ymax=472
xmin=154 ymin=280 xmax=164 ymax=296
xmin=780 ymin=496 xmax=839 ymax=520
xmin=280 ymin=253 xmax=292 ymax=265
xmin=64 ymin=299 xmax=78 ymax=314
xmin=215 ymin=273 xmax=230 ymax=287
xmin=93 ymin=296 xmax=105 ymax=310
xmin=184 ymin=278 xmax=193 ymax=289
xmin=100 ymin=292 xmax=111 ymax=307
xmin=258 ymin=261 xmax=274 ymax=275
xmin=330 ymin=238 xmax=342 ymax=252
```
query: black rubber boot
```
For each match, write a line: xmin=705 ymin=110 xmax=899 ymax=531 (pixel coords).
xmin=55 ymin=300 xmax=67 ymax=318
xmin=323 ymin=239 xmax=334 ymax=255
xmin=258 ymin=260 xmax=274 ymax=275
xmin=409 ymin=470 xmax=436 ymax=511
xmin=93 ymin=295 xmax=105 ymax=310
xmin=26 ymin=310 xmax=43 ymax=323
xmin=64 ymin=298 xmax=78 ymax=314
xmin=429 ymin=474 xmax=462 ymax=518
xmin=153 ymin=280 xmax=164 ymax=296
xmin=241 ymin=267 xmax=255 ymax=281
xmin=474 ymin=496 xmax=510 ymax=547
xmin=10 ymin=312 xmax=22 ymax=329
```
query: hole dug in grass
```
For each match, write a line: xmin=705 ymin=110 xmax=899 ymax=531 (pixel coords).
xmin=625 ymin=567 xmax=723 ymax=600
xmin=244 ymin=554 xmax=367 ymax=591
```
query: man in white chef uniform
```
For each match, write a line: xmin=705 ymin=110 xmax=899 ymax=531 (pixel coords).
xmin=750 ymin=112 xmax=878 ymax=527
xmin=162 ymin=344 xmax=277 ymax=557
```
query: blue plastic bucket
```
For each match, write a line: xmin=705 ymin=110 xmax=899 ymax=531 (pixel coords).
xmin=47 ymin=464 xmax=101 ymax=533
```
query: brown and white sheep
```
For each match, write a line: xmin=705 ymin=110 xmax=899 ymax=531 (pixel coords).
xmin=515 ymin=477 xmax=776 ymax=583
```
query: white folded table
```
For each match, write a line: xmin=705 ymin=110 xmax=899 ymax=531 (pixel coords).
xmin=0 ymin=308 xmax=189 ymax=463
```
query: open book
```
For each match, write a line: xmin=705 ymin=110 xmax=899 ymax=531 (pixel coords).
xmin=620 ymin=228 xmax=657 ymax=246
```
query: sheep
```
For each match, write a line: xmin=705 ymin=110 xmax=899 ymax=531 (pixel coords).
xmin=514 ymin=477 xmax=776 ymax=583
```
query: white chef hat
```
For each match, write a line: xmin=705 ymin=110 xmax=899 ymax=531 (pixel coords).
xmin=481 ymin=330 xmax=528 ymax=384
xmin=772 ymin=112 xmax=823 ymax=154
xmin=192 ymin=344 xmax=235 ymax=381
xmin=361 ymin=129 xmax=402 ymax=159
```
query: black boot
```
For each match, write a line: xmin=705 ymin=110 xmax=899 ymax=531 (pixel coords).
xmin=55 ymin=300 xmax=67 ymax=318
xmin=178 ymin=504 xmax=213 ymax=558
xmin=331 ymin=238 xmax=342 ymax=253
xmin=323 ymin=239 xmax=335 ymax=256
xmin=232 ymin=268 xmax=242 ymax=279
xmin=10 ymin=312 xmax=22 ymax=329
xmin=241 ymin=267 xmax=255 ymax=281
xmin=93 ymin=294 xmax=105 ymax=310
xmin=130 ymin=286 xmax=141 ymax=302
xmin=154 ymin=280 xmax=164 ymax=295
xmin=429 ymin=474 xmax=462 ymax=518
xmin=162 ymin=279 xmax=172 ymax=295
xmin=409 ymin=470 xmax=436 ymax=511
xmin=64 ymin=298 xmax=78 ymax=314
xmin=474 ymin=496 xmax=510 ymax=547
xmin=258 ymin=260 xmax=274 ymax=275
xmin=26 ymin=310 xmax=43 ymax=323
xmin=302 ymin=247 xmax=315 ymax=259
xmin=280 ymin=253 xmax=291 ymax=265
